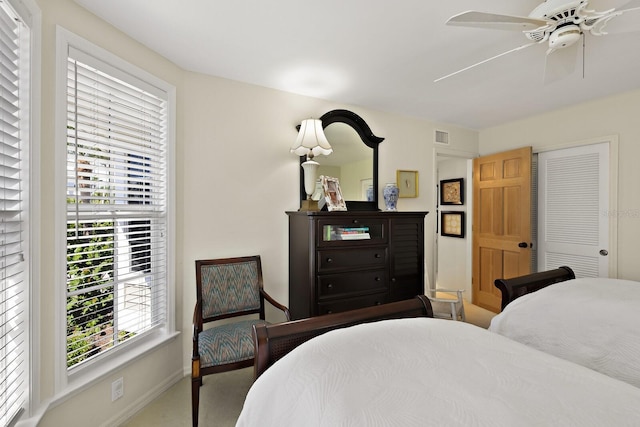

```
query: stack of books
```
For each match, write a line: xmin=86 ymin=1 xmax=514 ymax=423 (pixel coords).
xmin=336 ymin=227 xmax=370 ymax=240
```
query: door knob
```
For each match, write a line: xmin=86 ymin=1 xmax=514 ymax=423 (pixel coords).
xmin=518 ymin=242 xmax=528 ymax=248
xmin=599 ymin=249 xmax=608 ymax=256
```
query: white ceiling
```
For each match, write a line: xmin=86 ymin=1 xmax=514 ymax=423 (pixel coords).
xmin=74 ymin=0 xmax=640 ymax=130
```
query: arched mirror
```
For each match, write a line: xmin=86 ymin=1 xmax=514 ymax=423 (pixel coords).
xmin=298 ymin=109 xmax=384 ymax=211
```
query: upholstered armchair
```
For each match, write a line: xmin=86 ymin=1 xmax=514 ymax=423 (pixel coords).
xmin=191 ymin=256 xmax=290 ymax=427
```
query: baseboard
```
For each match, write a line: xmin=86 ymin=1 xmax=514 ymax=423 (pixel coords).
xmin=100 ymin=369 xmax=185 ymax=427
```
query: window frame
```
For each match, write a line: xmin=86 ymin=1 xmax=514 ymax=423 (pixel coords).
xmin=54 ymin=26 xmax=176 ymax=394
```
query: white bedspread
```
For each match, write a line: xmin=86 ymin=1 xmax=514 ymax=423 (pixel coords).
xmin=489 ymin=277 xmax=640 ymax=388
xmin=236 ymin=318 xmax=640 ymax=427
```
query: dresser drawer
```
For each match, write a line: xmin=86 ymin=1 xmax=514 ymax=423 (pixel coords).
xmin=317 ymin=292 xmax=389 ymax=315
xmin=317 ymin=248 xmax=387 ymax=272
xmin=317 ymin=269 xmax=387 ymax=300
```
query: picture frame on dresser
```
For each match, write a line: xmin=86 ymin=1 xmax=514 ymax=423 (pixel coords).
xmin=321 ymin=176 xmax=347 ymax=211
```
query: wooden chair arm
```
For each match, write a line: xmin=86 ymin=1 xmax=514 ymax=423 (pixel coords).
xmin=192 ymin=301 xmax=202 ymax=358
xmin=261 ymin=289 xmax=291 ymax=321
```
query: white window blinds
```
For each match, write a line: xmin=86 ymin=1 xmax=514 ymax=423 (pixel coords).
xmin=0 ymin=2 xmax=29 ymax=425
xmin=65 ymin=47 xmax=168 ymax=369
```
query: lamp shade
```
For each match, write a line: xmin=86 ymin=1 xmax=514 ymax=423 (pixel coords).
xmin=290 ymin=119 xmax=333 ymax=158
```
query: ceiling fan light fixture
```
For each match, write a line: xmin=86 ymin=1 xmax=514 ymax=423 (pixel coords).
xmin=548 ymin=25 xmax=582 ymax=49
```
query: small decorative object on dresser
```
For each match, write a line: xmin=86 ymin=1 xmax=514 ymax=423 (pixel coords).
xmin=383 ymin=183 xmax=399 ymax=211
xmin=397 ymin=170 xmax=418 ymax=198
xmin=361 ymin=178 xmax=374 ymax=201
xmin=440 ymin=178 xmax=464 ymax=205
xmin=320 ymin=175 xmax=347 ymax=211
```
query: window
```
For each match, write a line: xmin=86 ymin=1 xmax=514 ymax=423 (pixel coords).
xmin=62 ymin=36 xmax=173 ymax=372
xmin=0 ymin=1 xmax=32 ymax=425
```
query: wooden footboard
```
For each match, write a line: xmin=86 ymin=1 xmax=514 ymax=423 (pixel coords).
xmin=494 ymin=266 xmax=575 ymax=311
xmin=252 ymin=295 xmax=433 ymax=379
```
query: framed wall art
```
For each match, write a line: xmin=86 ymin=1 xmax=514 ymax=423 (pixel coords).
xmin=441 ymin=211 xmax=465 ymax=238
xmin=321 ymin=175 xmax=347 ymax=211
xmin=397 ymin=170 xmax=418 ymax=198
xmin=440 ymin=178 xmax=464 ymax=205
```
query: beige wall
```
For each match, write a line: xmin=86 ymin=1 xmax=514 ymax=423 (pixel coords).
xmin=180 ymin=75 xmax=479 ymax=375
xmin=35 ymin=1 xmax=479 ymax=425
xmin=479 ymin=89 xmax=640 ymax=281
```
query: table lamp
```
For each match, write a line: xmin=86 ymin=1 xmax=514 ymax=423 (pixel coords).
xmin=291 ymin=119 xmax=332 ymax=211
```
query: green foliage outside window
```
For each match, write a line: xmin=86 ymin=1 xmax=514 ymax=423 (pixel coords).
xmin=66 ymin=220 xmax=115 ymax=367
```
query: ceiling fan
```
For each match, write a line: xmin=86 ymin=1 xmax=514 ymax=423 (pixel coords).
xmin=435 ymin=0 xmax=640 ymax=83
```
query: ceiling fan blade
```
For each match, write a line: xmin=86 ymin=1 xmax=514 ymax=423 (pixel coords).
xmin=543 ymin=42 xmax=580 ymax=84
xmin=434 ymin=42 xmax=537 ymax=83
xmin=446 ymin=10 xmax=549 ymax=31
xmin=588 ymin=0 xmax=640 ymax=34
xmin=615 ymin=0 xmax=640 ymax=13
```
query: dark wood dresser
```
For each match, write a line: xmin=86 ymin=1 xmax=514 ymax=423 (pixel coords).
xmin=287 ymin=211 xmax=428 ymax=320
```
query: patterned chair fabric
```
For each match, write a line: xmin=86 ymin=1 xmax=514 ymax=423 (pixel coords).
xmin=198 ymin=319 xmax=267 ymax=367
xmin=200 ymin=261 xmax=261 ymax=318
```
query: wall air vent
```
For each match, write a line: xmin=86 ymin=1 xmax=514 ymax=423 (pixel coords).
xmin=435 ymin=130 xmax=449 ymax=145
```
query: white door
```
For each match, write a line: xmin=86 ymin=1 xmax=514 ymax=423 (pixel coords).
xmin=537 ymin=142 xmax=609 ymax=277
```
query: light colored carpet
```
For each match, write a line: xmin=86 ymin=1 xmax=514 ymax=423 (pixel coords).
xmin=122 ymin=301 xmax=496 ymax=426
xmin=121 ymin=368 xmax=253 ymax=427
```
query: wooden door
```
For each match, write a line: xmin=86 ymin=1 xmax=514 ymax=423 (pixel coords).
xmin=473 ymin=147 xmax=532 ymax=313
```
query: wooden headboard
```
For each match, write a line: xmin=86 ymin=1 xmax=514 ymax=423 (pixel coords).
xmin=494 ymin=266 xmax=575 ymax=311
xmin=252 ymin=295 xmax=433 ymax=379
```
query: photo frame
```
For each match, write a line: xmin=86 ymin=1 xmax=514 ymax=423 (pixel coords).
xmin=440 ymin=178 xmax=464 ymax=205
xmin=441 ymin=211 xmax=465 ymax=238
xmin=321 ymin=175 xmax=347 ymax=211
xmin=397 ymin=170 xmax=418 ymax=198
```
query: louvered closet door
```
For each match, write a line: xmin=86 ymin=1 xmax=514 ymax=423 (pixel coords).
xmin=537 ymin=143 xmax=609 ymax=278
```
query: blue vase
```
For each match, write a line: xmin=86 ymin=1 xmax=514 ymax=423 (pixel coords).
xmin=366 ymin=185 xmax=374 ymax=202
xmin=383 ymin=183 xmax=399 ymax=211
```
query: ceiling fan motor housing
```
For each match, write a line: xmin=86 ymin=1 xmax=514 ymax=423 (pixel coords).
xmin=548 ymin=25 xmax=581 ymax=48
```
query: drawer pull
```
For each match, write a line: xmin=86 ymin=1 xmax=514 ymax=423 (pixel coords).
xmin=327 ymin=283 xmax=333 ymax=289
xmin=375 ymin=301 xmax=382 ymax=306
xmin=374 ymin=253 xmax=381 ymax=259
xmin=391 ymin=277 xmax=396 ymax=282
xmin=326 ymin=310 xmax=333 ymax=314
xmin=352 ymin=219 xmax=359 ymax=224
xmin=326 ymin=258 xmax=333 ymax=263
xmin=374 ymin=277 xmax=381 ymax=282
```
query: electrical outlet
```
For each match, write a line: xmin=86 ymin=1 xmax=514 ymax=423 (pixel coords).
xmin=112 ymin=377 xmax=124 ymax=401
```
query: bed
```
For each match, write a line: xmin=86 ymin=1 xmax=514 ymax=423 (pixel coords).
xmin=236 ymin=295 xmax=640 ymax=426
xmin=489 ymin=266 xmax=640 ymax=388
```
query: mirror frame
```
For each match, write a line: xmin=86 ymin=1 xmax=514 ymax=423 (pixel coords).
xmin=298 ymin=109 xmax=384 ymax=211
